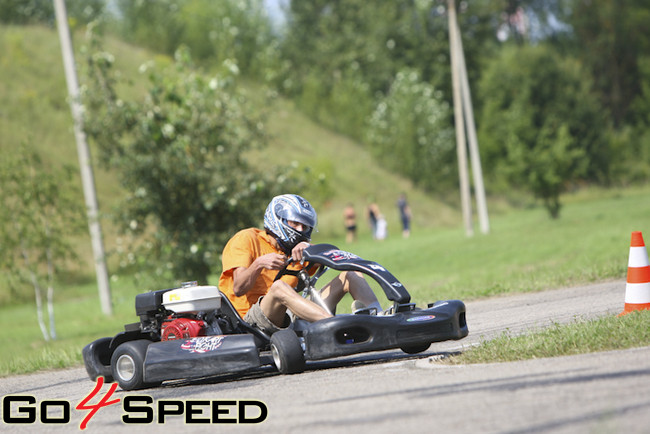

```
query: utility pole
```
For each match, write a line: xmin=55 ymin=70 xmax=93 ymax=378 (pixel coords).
xmin=448 ymin=0 xmax=473 ymax=236
xmin=447 ymin=0 xmax=490 ymax=235
xmin=53 ymin=0 xmax=113 ymax=315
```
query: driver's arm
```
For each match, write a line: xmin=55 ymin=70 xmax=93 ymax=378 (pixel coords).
xmin=231 ymin=253 xmax=286 ymax=296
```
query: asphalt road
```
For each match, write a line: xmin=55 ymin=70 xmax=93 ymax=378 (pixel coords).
xmin=3 ymin=279 xmax=650 ymax=433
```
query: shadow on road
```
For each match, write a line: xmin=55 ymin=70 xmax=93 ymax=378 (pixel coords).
xmin=153 ymin=349 xmax=461 ymax=390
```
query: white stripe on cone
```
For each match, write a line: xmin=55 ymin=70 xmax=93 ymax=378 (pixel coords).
xmin=624 ymin=282 xmax=650 ymax=304
xmin=628 ymin=246 xmax=650 ymax=268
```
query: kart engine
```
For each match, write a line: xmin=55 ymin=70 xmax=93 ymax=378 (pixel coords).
xmin=135 ymin=283 xmax=240 ymax=340
xmin=161 ymin=316 xmax=206 ymax=341
xmin=159 ymin=284 xmax=222 ymax=340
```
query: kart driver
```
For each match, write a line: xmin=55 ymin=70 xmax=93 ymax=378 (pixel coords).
xmin=219 ymin=194 xmax=383 ymax=335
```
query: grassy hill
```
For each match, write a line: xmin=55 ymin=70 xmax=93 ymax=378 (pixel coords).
xmin=259 ymin=95 xmax=464 ymax=238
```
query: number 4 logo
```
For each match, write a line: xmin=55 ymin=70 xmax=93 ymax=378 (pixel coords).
xmin=75 ymin=377 xmax=120 ymax=430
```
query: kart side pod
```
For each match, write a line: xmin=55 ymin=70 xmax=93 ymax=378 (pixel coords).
xmin=83 ymin=333 xmax=261 ymax=389
xmin=143 ymin=334 xmax=260 ymax=383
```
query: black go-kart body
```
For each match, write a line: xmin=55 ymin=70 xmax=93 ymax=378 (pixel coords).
xmin=83 ymin=244 xmax=468 ymax=390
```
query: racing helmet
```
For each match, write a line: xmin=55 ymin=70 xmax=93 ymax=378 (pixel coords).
xmin=264 ymin=194 xmax=317 ymax=254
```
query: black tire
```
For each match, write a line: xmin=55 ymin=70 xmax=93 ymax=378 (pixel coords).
xmin=270 ymin=329 xmax=305 ymax=374
xmin=400 ymin=342 xmax=431 ymax=354
xmin=110 ymin=340 xmax=152 ymax=390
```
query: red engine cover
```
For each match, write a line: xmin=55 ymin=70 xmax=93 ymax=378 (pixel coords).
xmin=161 ymin=317 xmax=206 ymax=341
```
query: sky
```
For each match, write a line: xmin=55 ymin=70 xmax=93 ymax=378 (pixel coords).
xmin=264 ymin=0 xmax=288 ymax=30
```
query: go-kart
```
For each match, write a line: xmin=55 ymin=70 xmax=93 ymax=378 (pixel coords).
xmin=83 ymin=244 xmax=468 ymax=390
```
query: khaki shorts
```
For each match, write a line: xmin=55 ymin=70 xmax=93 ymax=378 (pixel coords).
xmin=244 ymin=297 xmax=291 ymax=336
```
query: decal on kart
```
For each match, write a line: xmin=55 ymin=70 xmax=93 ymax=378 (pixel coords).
xmin=406 ymin=315 xmax=436 ymax=322
xmin=322 ymin=249 xmax=360 ymax=261
xmin=181 ymin=335 xmax=226 ymax=353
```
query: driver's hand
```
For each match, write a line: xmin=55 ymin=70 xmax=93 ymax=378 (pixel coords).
xmin=291 ymin=241 xmax=310 ymax=263
xmin=255 ymin=253 xmax=288 ymax=270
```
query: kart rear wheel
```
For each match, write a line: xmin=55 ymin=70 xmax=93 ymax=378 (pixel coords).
xmin=400 ymin=343 xmax=431 ymax=354
xmin=270 ymin=330 xmax=305 ymax=374
xmin=111 ymin=339 xmax=153 ymax=390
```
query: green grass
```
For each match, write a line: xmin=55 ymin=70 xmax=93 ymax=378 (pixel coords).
xmin=320 ymin=185 xmax=650 ymax=307
xmin=446 ymin=310 xmax=650 ymax=364
xmin=0 ymin=275 xmax=159 ymax=376
xmin=2 ymin=25 xmax=650 ymax=376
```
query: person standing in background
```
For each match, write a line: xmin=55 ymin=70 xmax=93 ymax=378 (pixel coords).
xmin=367 ymin=201 xmax=380 ymax=239
xmin=343 ymin=203 xmax=357 ymax=243
xmin=375 ymin=212 xmax=387 ymax=240
xmin=397 ymin=193 xmax=411 ymax=238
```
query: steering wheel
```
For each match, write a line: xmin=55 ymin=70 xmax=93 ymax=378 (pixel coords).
xmin=273 ymin=258 xmax=318 ymax=293
xmin=273 ymin=258 xmax=299 ymax=281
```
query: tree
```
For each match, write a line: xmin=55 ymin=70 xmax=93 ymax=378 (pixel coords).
xmin=0 ymin=0 xmax=105 ymax=26
xmin=478 ymin=45 xmax=608 ymax=218
xmin=560 ymin=0 xmax=650 ymax=128
xmin=115 ymin=0 xmax=276 ymax=79
xmin=0 ymin=143 xmax=84 ymax=340
xmin=365 ymin=68 xmax=455 ymax=193
xmin=82 ymin=38 xmax=300 ymax=284
xmin=279 ymin=0 xmax=398 ymax=138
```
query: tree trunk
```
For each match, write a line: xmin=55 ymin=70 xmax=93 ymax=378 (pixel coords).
xmin=18 ymin=234 xmax=51 ymax=342
xmin=27 ymin=265 xmax=50 ymax=342
xmin=45 ymin=241 xmax=57 ymax=340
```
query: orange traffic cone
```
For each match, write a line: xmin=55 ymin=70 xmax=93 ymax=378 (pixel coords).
xmin=620 ymin=231 xmax=650 ymax=316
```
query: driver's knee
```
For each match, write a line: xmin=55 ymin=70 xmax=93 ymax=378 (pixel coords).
xmin=339 ymin=271 xmax=364 ymax=293
xmin=267 ymin=280 xmax=296 ymax=304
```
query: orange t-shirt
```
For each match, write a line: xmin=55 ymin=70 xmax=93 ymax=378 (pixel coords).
xmin=219 ymin=228 xmax=302 ymax=317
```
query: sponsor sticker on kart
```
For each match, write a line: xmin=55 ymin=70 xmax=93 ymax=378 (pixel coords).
xmin=323 ymin=249 xmax=360 ymax=261
xmin=406 ymin=315 xmax=436 ymax=322
xmin=181 ymin=336 xmax=226 ymax=353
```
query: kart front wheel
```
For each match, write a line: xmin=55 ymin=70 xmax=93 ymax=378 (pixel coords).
xmin=111 ymin=340 xmax=152 ymax=390
xmin=400 ymin=342 xmax=431 ymax=354
xmin=270 ymin=330 xmax=305 ymax=374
